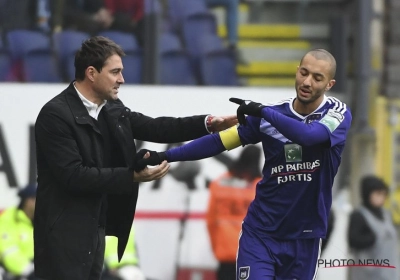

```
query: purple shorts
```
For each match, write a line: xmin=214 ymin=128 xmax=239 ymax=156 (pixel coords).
xmin=236 ymin=223 xmax=321 ymax=280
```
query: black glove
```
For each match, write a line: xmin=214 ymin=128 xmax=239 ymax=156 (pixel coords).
xmin=229 ymin=97 xmax=266 ymax=125
xmin=133 ymin=149 xmax=167 ymax=172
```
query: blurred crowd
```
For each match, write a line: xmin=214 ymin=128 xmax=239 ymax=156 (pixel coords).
xmin=0 ymin=0 xmax=243 ymax=85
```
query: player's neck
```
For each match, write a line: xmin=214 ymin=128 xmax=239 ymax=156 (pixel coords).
xmin=293 ymin=98 xmax=323 ymax=115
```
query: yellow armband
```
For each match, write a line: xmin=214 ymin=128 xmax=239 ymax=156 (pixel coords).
xmin=219 ymin=125 xmax=242 ymax=150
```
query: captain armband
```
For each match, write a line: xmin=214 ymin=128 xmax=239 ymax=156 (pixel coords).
xmin=219 ymin=125 xmax=242 ymax=150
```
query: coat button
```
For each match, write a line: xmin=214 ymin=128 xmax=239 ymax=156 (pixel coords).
xmin=88 ymin=251 xmax=91 ymax=255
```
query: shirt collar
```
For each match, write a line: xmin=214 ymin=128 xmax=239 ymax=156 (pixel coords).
xmin=74 ymin=83 xmax=107 ymax=120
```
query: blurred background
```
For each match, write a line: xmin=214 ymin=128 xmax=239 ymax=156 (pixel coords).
xmin=0 ymin=0 xmax=399 ymax=279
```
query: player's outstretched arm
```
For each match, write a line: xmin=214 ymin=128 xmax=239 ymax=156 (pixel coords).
xmin=229 ymin=97 xmax=340 ymax=146
xmin=134 ymin=125 xmax=242 ymax=171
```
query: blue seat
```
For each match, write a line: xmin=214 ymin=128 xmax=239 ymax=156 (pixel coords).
xmin=0 ymin=35 xmax=13 ymax=81
xmin=168 ymin=0 xmax=210 ymax=32
xmin=99 ymin=31 xmax=142 ymax=84
xmin=53 ymin=30 xmax=90 ymax=81
xmin=198 ymin=34 xmax=225 ymax=55
xmin=198 ymin=34 xmax=238 ymax=86
xmin=7 ymin=30 xmax=62 ymax=82
xmin=158 ymin=33 xmax=196 ymax=85
xmin=180 ymin=14 xmax=217 ymax=82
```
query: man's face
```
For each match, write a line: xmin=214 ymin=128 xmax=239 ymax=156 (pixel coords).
xmin=295 ymin=54 xmax=335 ymax=106
xmin=369 ymin=189 xmax=387 ymax=208
xmin=92 ymin=54 xmax=124 ymax=101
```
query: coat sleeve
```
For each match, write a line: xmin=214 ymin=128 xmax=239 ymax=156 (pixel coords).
xmin=348 ymin=210 xmax=376 ymax=250
xmin=35 ymin=106 xmax=134 ymax=195
xmin=128 ymin=112 xmax=209 ymax=143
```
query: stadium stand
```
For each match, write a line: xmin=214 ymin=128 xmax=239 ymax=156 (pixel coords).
xmin=213 ymin=0 xmax=339 ymax=86
xmin=0 ymin=34 xmax=13 ymax=81
xmin=6 ymin=30 xmax=62 ymax=82
xmin=158 ymin=32 xmax=197 ymax=85
xmin=198 ymin=34 xmax=238 ymax=86
xmin=53 ymin=30 xmax=90 ymax=82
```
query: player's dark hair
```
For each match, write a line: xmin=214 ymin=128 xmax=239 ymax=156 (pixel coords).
xmin=74 ymin=36 xmax=125 ymax=81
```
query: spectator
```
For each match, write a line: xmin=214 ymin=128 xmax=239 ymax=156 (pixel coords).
xmin=206 ymin=146 xmax=261 ymax=280
xmin=54 ymin=0 xmax=114 ymax=35
xmin=348 ymin=175 xmax=400 ymax=280
xmin=0 ymin=184 xmax=39 ymax=280
xmin=0 ymin=0 xmax=50 ymax=33
xmin=104 ymin=0 xmax=145 ymax=47
xmin=102 ymin=225 xmax=145 ymax=280
xmin=205 ymin=0 xmax=246 ymax=64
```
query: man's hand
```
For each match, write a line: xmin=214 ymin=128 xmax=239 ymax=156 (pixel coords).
xmin=133 ymin=161 xmax=169 ymax=182
xmin=133 ymin=149 xmax=169 ymax=182
xmin=229 ymin=97 xmax=266 ymax=125
xmin=209 ymin=115 xmax=238 ymax=132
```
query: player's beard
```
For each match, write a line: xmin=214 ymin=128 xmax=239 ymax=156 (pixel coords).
xmin=296 ymin=86 xmax=325 ymax=105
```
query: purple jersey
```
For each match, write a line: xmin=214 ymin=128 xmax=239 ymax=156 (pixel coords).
xmin=240 ymin=95 xmax=351 ymax=239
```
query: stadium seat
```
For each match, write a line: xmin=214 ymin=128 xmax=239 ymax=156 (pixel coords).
xmin=168 ymin=0 xmax=209 ymax=32
xmin=181 ymin=14 xmax=217 ymax=82
xmin=53 ymin=30 xmax=90 ymax=81
xmin=158 ymin=33 xmax=196 ymax=85
xmin=99 ymin=31 xmax=142 ymax=84
xmin=6 ymin=30 xmax=62 ymax=82
xmin=198 ymin=34 xmax=239 ymax=86
xmin=0 ymin=35 xmax=13 ymax=81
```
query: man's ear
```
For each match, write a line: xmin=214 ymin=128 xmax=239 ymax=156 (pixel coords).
xmin=86 ymin=66 xmax=96 ymax=82
xmin=326 ymin=79 xmax=336 ymax=91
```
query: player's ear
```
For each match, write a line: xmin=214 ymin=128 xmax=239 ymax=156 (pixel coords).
xmin=325 ymin=79 xmax=336 ymax=91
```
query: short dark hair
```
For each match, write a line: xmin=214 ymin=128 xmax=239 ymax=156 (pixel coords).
xmin=300 ymin=49 xmax=337 ymax=79
xmin=74 ymin=36 xmax=125 ymax=81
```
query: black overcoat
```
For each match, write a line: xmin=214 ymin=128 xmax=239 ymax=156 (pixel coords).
xmin=34 ymin=83 xmax=209 ymax=279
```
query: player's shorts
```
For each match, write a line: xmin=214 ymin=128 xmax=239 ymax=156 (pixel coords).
xmin=236 ymin=222 xmax=321 ymax=280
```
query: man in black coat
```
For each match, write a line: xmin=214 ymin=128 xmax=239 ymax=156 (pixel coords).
xmin=34 ymin=36 xmax=237 ymax=280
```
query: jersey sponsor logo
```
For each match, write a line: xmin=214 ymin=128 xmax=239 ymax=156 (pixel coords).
xmin=270 ymin=160 xmax=321 ymax=184
xmin=284 ymin=144 xmax=302 ymax=162
xmin=319 ymin=109 xmax=344 ymax=132
xmin=239 ymin=266 xmax=250 ymax=280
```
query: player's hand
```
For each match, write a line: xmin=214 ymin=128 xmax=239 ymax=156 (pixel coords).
xmin=209 ymin=115 xmax=238 ymax=132
xmin=133 ymin=149 xmax=169 ymax=182
xmin=229 ymin=97 xmax=266 ymax=125
xmin=134 ymin=149 xmax=167 ymax=172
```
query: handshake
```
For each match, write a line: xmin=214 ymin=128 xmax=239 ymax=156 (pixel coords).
xmin=133 ymin=149 xmax=167 ymax=172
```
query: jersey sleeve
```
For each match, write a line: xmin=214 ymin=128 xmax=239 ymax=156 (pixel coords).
xmin=237 ymin=116 xmax=262 ymax=145
xmin=165 ymin=126 xmax=243 ymax=162
xmin=318 ymin=106 xmax=352 ymax=147
xmin=259 ymin=104 xmax=352 ymax=147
